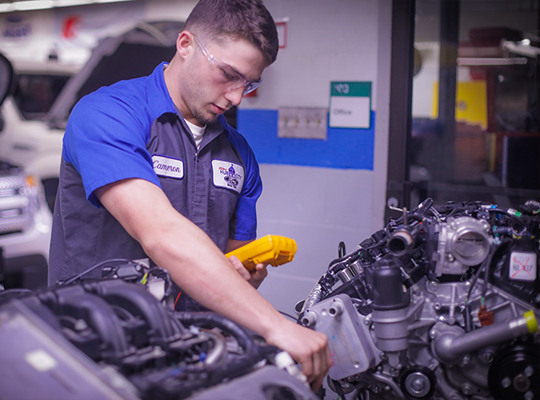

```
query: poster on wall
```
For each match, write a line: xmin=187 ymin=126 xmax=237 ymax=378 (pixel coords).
xmin=1 ymin=14 xmax=32 ymax=41
xmin=329 ymin=81 xmax=371 ymax=129
xmin=275 ymin=18 xmax=288 ymax=49
xmin=54 ymin=2 xmax=144 ymax=49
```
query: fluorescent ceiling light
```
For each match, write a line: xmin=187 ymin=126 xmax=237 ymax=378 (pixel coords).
xmin=0 ymin=0 xmax=135 ymax=12
xmin=54 ymin=0 xmax=92 ymax=6
xmin=457 ymin=57 xmax=528 ymax=66
xmin=13 ymin=1 xmax=54 ymax=10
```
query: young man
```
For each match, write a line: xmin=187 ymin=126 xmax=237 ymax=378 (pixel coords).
xmin=49 ymin=0 xmax=331 ymax=390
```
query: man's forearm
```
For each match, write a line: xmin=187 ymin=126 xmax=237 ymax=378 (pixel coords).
xmin=144 ymin=220 xmax=284 ymax=335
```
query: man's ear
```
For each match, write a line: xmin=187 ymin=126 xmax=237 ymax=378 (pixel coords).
xmin=176 ymin=31 xmax=194 ymax=59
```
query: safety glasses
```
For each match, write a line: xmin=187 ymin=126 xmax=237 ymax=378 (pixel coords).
xmin=192 ymin=34 xmax=262 ymax=95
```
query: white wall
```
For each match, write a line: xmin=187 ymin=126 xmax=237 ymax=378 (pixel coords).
xmin=243 ymin=0 xmax=381 ymax=109
xmin=245 ymin=0 xmax=392 ymax=316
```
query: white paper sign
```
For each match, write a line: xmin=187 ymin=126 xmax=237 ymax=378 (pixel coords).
xmin=329 ymin=96 xmax=371 ymax=129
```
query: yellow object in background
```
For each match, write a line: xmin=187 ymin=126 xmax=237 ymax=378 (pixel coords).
xmin=226 ymin=235 xmax=297 ymax=271
xmin=432 ymin=80 xmax=488 ymax=129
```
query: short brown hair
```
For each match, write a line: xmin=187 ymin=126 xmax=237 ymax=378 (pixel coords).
xmin=185 ymin=0 xmax=279 ymax=66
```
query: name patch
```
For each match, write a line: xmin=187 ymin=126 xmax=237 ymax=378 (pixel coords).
xmin=152 ymin=155 xmax=184 ymax=179
xmin=212 ymin=160 xmax=244 ymax=193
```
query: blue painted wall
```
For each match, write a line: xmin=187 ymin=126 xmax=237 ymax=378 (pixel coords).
xmin=237 ymin=109 xmax=375 ymax=170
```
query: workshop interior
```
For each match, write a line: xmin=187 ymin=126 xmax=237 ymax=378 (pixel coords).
xmin=0 ymin=1 xmax=539 ymax=399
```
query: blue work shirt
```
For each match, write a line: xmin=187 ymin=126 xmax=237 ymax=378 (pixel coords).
xmin=49 ymin=63 xmax=262 ymax=291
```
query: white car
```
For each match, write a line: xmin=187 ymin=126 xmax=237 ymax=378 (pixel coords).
xmin=0 ymin=95 xmax=66 ymax=211
xmin=0 ymin=20 xmax=183 ymax=211
xmin=0 ymin=53 xmax=52 ymax=290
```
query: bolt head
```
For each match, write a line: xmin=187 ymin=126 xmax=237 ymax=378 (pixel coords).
xmin=482 ymin=352 xmax=494 ymax=363
xmin=513 ymin=373 xmax=530 ymax=392
xmin=461 ymin=384 xmax=472 ymax=395
xmin=411 ymin=378 xmax=425 ymax=392
xmin=501 ymin=377 xmax=511 ymax=388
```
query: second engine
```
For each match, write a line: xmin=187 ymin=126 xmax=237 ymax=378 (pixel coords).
xmin=298 ymin=199 xmax=540 ymax=400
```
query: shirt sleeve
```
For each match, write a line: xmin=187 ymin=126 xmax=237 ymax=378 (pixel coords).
xmin=63 ymin=85 xmax=161 ymax=207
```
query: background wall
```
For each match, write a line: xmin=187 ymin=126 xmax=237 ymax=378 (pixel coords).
xmin=242 ymin=0 xmax=392 ymax=316
xmin=0 ymin=0 xmax=392 ymax=317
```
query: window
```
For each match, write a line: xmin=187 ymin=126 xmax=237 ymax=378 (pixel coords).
xmin=410 ymin=0 xmax=539 ymax=208
xmin=13 ymin=73 xmax=70 ymax=120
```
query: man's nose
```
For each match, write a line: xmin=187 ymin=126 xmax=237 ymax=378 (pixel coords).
xmin=224 ymin=86 xmax=244 ymax=106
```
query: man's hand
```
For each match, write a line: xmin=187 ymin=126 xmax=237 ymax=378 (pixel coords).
xmin=229 ymin=255 xmax=268 ymax=289
xmin=265 ymin=320 xmax=332 ymax=391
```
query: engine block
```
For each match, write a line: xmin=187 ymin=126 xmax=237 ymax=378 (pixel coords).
xmin=298 ymin=199 xmax=540 ymax=400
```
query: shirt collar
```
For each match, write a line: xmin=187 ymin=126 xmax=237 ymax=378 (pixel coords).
xmin=148 ymin=62 xmax=228 ymax=149
xmin=146 ymin=62 xmax=177 ymax=118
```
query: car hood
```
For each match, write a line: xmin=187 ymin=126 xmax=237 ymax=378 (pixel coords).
xmin=45 ymin=20 xmax=183 ymax=129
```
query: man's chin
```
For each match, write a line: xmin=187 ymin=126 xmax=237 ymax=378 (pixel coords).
xmin=193 ymin=112 xmax=218 ymax=126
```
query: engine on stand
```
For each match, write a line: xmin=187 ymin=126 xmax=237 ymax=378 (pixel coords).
xmin=297 ymin=199 xmax=540 ymax=400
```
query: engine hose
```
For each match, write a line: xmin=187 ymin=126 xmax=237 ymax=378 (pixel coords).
xmin=174 ymin=312 xmax=278 ymax=381
xmin=176 ymin=312 xmax=252 ymax=348
xmin=464 ymin=248 xmax=494 ymax=332
xmin=464 ymin=303 xmax=472 ymax=332
xmin=198 ymin=328 xmax=227 ymax=367
xmin=488 ymin=208 xmax=529 ymax=230
xmin=433 ymin=311 xmax=538 ymax=364
xmin=331 ymin=378 xmax=346 ymax=398
xmin=58 ymin=258 xmax=134 ymax=285
xmin=481 ymin=244 xmax=500 ymax=300
xmin=328 ymin=250 xmax=361 ymax=273
xmin=415 ymin=197 xmax=434 ymax=215
xmin=338 ymin=241 xmax=346 ymax=258
xmin=388 ymin=208 xmax=429 ymax=230
xmin=465 ymin=238 xmax=512 ymax=310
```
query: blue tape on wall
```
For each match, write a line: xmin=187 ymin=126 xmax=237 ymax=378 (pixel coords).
xmin=237 ymin=109 xmax=375 ymax=170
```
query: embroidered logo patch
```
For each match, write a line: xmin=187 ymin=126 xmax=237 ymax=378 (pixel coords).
xmin=212 ymin=160 xmax=244 ymax=193
xmin=152 ymin=155 xmax=184 ymax=179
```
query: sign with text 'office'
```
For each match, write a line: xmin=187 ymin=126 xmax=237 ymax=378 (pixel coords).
xmin=329 ymin=81 xmax=372 ymax=129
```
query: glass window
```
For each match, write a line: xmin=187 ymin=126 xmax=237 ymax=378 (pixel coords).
xmin=411 ymin=0 xmax=539 ymax=208
xmin=13 ymin=74 xmax=71 ymax=120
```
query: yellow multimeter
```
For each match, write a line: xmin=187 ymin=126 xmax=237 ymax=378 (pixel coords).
xmin=226 ymin=235 xmax=297 ymax=271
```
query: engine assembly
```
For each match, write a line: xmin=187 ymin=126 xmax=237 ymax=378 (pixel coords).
xmin=0 ymin=263 xmax=317 ymax=400
xmin=298 ymin=198 xmax=540 ymax=400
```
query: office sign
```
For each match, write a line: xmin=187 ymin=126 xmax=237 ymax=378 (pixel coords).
xmin=329 ymin=81 xmax=371 ymax=129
